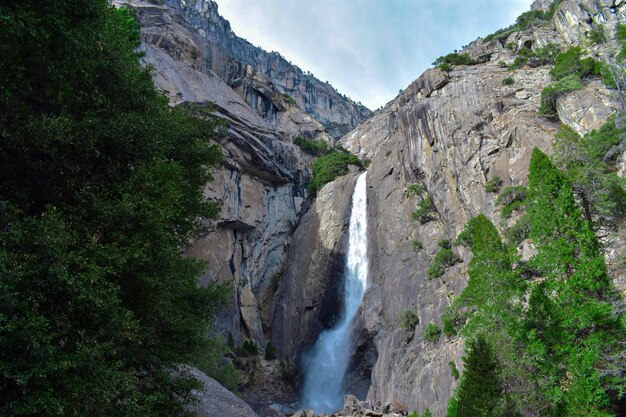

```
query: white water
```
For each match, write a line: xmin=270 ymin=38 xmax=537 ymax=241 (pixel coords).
xmin=301 ymin=172 xmax=369 ymax=413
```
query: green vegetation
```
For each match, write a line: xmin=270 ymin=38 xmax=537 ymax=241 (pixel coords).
xmin=307 ymin=150 xmax=361 ymax=195
xmin=485 ymin=176 xmax=502 ymax=193
xmin=443 ymin=316 xmax=457 ymax=337
xmin=264 ymin=341 xmax=277 ymax=360
xmin=588 ymin=24 xmax=607 ymax=44
xmin=508 ymin=43 xmax=560 ymax=70
xmin=539 ymin=46 xmax=607 ymax=114
xmin=501 ymin=77 xmax=514 ymax=86
xmin=448 ymin=361 xmax=460 ymax=380
xmin=241 ymin=339 xmax=259 ymax=357
xmin=505 ymin=214 xmax=531 ymax=246
xmin=427 ymin=246 xmax=461 ymax=279
xmin=412 ymin=240 xmax=423 ymax=252
xmin=270 ymin=272 xmax=282 ymax=291
xmin=433 ymin=53 xmax=476 ymax=72
xmin=618 ymin=24 xmax=626 ymax=60
xmin=399 ymin=310 xmax=419 ymax=331
xmin=483 ymin=8 xmax=557 ymax=42
xmin=450 ymin=336 xmax=505 ymax=417
xmin=411 ymin=197 xmax=436 ymax=224
xmin=406 ymin=183 xmax=426 ymax=197
xmin=293 ymin=136 xmax=331 ymax=156
xmin=423 ymin=323 xmax=442 ymax=342
xmin=539 ymin=75 xmax=585 ymax=114
xmin=0 ymin=1 xmax=231 ymax=415
xmin=549 ymin=46 xmax=600 ymax=80
xmin=496 ymin=185 xmax=528 ymax=218
xmin=446 ymin=149 xmax=626 ymax=417
xmin=282 ymin=93 xmax=296 ymax=105
xmin=552 ymin=120 xmax=626 ymax=229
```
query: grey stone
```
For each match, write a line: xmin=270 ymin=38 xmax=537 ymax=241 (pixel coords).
xmin=182 ymin=366 xmax=259 ymax=417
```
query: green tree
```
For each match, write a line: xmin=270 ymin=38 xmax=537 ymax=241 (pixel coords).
xmin=0 ymin=1 xmax=228 ymax=415
xmin=455 ymin=335 xmax=504 ymax=417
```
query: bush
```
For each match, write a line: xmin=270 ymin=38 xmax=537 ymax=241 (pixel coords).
xmin=505 ymin=214 xmax=531 ymax=246
xmin=307 ymin=151 xmax=361 ymax=195
xmin=264 ymin=341 xmax=277 ymax=360
xmin=438 ymin=239 xmax=451 ymax=249
xmin=216 ymin=363 xmax=240 ymax=391
xmin=427 ymin=248 xmax=461 ymax=279
xmin=433 ymin=53 xmax=476 ymax=71
xmin=485 ymin=176 xmax=503 ymax=193
xmin=553 ymin=119 xmax=626 ymax=228
xmin=399 ymin=310 xmax=419 ymax=331
xmin=412 ymin=197 xmax=436 ymax=224
xmin=449 ymin=361 xmax=460 ymax=380
xmin=406 ymin=183 xmax=426 ymax=197
xmin=443 ymin=317 xmax=457 ymax=337
xmin=501 ymin=77 xmax=514 ymax=86
xmin=282 ymin=93 xmax=296 ymax=105
xmin=496 ymin=186 xmax=528 ymax=207
xmin=539 ymin=75 xmax=584 ymax=115
xmin=587 ymin=24 xmax=606 ymax=44
xmin=412 ymin=240 xmax=423 ymax=252
xmin=424 ymin=323 xmax=442 ymax=342
xmin=241 ymin=339 xmax=259 ymax=356
xmin=509 ymin=43 xmax=560 ymax=70
xmin=549 ymin=46 xmax=600 ymax=80
xmin=483 ymin=9 xmax=553 ymax=42
xmin=293 ymin=136 xmax=330 ymax=156
xmin=497 ymin=186 xmax=528 ymax=218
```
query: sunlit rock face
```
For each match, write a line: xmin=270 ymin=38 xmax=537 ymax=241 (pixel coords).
xmin=160 ymin=0 xmax=372 ymax=139
xmin=336 ymin=0 xmax=624 ymax=414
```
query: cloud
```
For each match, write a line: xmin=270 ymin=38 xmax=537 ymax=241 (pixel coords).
xmin=216 ymin=0 xmax=534 ymax=109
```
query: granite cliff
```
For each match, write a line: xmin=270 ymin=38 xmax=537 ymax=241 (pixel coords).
xmin=118 ymin=0 xmax=624 ymax=415
xmin=277 ymin=0 xmax=625 ymax=416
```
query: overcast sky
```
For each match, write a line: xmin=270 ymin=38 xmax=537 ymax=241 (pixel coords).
xmin=216 ymin=0 xmax=534 ymax=109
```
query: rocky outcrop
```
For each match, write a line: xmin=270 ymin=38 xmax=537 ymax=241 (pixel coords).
xmin=161 ymin=0 xmax=372 ymax=138
xmin=182 ymin=366 xmax=260 ymax=417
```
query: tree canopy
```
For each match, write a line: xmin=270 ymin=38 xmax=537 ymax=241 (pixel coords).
xmin=0 ymin=1 xmax=228 ymax=415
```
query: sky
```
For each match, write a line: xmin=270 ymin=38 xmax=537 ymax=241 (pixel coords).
xmin=216 ymin=0 xmax=535 ymax=110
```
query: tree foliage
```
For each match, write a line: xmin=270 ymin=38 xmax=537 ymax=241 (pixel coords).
xmin=0 ymin=1 xmax=229 ymax=415
xmin=448 ymin=150 xmax=625 ymax=417
xmin=307 ymin=150 xmax=361 ymax=195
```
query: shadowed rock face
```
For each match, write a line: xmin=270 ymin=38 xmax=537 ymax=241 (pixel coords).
xmin=161 ymin=0 xmax=372 ymax=138
xmin=181 ymin=366 xmax=260 ymax=417
xmin=272 ymin=173 xmax=360 ymax=362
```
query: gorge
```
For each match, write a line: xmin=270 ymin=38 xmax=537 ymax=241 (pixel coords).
xmin=1 ymin=0 xmax=625 ymax=417
xmin=111 ymin=0 xmax=626 ymax=415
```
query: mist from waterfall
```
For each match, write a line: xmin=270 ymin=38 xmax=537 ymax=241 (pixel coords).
xmin=301 ymin=172 xmax=369 ymax=413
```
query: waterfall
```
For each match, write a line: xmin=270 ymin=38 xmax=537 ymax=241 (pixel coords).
xmin=301 ymin=172 xmax=369 ymax=413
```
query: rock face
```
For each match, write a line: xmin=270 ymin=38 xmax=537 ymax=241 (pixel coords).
xmin=182 ymin=366 xmax=260 ymax=417
xmin=161 ymin=0 xmax=372 ymax=138
xmin=117 ymin=0 xmax=625 ymax=414
xmin=331 ymin=1 xmax=624 ymax=415
xmin=118 ymin=0 xmax=362 ymax=352
xmin=272 ymin=172 xmax=360 ymax=360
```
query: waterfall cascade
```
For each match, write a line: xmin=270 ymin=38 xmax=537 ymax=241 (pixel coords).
xmin=301 ymin=172 xmax=369 ymax=413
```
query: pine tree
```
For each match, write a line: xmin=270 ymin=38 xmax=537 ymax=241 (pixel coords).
xmin=455 ymin=335 xmax=504 ymax=417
